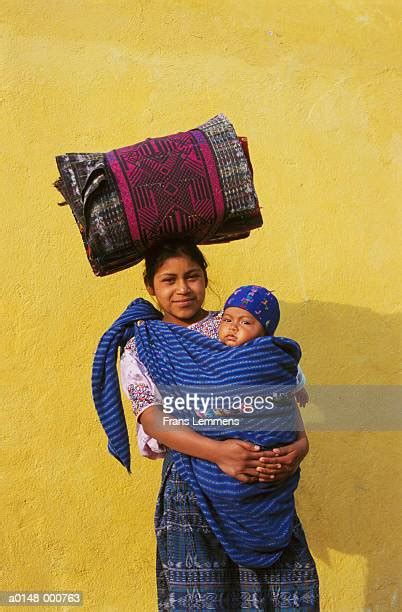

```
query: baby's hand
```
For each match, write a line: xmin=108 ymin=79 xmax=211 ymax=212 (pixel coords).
xmin=295 ymin=388 xmax=309 ymax=407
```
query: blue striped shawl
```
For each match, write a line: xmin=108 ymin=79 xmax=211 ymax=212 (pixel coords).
xmin=92 ymin=298 xmax=302 ymax=568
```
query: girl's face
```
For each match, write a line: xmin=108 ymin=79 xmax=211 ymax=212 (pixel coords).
xmin=218 ymin=307 xmax=265 ymax=346
xmin=146 ymin=255 xmax=207 ymax=326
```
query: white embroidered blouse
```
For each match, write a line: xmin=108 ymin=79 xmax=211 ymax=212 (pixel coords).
xmin=120 ymin=311 xmax=222 ymax=459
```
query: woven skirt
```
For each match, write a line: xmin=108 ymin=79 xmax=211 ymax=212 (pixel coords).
xmin=155 ymin=452 xmax=319 ymax=611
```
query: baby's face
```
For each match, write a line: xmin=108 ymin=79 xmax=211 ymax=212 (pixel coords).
xmin=218 ymin=307 xmax=265 ymax=346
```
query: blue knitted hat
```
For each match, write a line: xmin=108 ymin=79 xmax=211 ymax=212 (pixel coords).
xmin=223 ymin=285 xmax=280 ymax=335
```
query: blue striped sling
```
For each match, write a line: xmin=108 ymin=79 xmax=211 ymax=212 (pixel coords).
xmin=92 ymin=298 xmax=302 ymax=568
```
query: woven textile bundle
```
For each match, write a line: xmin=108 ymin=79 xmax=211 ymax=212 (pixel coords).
xmin=54 ymin=114 xmax=263 ymax=276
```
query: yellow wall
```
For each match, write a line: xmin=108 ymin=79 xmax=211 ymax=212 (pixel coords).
xmin=2 ymin=1 xmax=401 ymax=610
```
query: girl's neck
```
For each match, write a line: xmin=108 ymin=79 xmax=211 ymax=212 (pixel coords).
xmin=163 ymin=308 xmax=209 ymax=327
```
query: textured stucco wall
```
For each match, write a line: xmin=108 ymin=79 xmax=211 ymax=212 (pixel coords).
xmin=2 ymin=1 xmax=401 ymax=610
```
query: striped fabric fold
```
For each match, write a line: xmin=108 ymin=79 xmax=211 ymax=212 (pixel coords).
xmin=91 ymin=299 xmax=162 ymax=472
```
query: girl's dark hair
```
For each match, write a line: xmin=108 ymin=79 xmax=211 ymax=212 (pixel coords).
xmin=143 ymin=238 xmax=208 ymax=287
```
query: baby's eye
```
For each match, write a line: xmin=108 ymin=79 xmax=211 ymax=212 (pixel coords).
xmin=241 ymin=320 xmax=251 ymax=325
xmin=222 ymin=318 xmax=231 ymax=323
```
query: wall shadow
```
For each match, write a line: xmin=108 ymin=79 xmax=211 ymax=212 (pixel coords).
xmin=275 ymin=300 xmax=402 ymax=611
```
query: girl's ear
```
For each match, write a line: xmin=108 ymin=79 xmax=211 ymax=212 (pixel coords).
xmin=144 ymin=280 xmax=155 ymax=296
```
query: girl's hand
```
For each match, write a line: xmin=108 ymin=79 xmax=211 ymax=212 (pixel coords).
xmin=295 ymin=388 xmax=309 ymax=407
xmin=214 ymin=439 xmax=271 ymax=483
xmin=256 ymin=434 xmax=309 ymax=482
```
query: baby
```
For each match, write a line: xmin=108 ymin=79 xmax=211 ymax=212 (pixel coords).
xmin=136 ymin=284 xmax=308 ymax=459
xmin=217 ymin=285 xmax=308 ymax=412
xmin=219 ymin=284 xmax=280 ymax=346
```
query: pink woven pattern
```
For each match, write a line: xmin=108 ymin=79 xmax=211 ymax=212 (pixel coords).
xmin=106 ymin=128 xmax=225 ymax=246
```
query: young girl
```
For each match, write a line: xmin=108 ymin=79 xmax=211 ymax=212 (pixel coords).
xmin=117 ymin=238 xmax=319 ymax=610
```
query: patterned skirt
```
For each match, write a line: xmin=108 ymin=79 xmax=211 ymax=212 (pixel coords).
xmin=155 ymin=451 xmax=319 ymax=611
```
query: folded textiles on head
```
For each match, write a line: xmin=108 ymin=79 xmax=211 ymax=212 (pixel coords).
xmin=54 ymin=114 xmax=263 ymax=276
